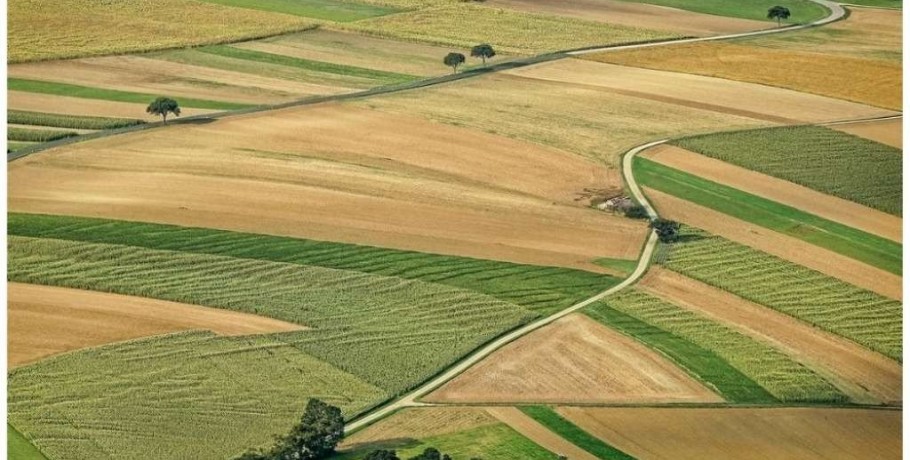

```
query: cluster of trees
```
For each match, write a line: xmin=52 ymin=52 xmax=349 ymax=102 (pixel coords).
xmin=444 ymin=44 xmax=496 ymax=74
xmin=650 ymin=218 xmax=681 ymax=243
xmin=364 ymin=448 xmax=479 ymax=460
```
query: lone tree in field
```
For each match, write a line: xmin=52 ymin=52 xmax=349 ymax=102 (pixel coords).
xmin=767 ymin=6 xmax=791 ymax=26
xmin=444 ymin=52 xmax=466 ymax=74
xmin=471 ymin=44 xmax=496 ymax=66
xmin=146 ymin=97 xmax=180 ymax=124
xmin=235 ymin=399 xmax=344 ymax=460
xmin=650 ymin=218 xmax=681 ymax=243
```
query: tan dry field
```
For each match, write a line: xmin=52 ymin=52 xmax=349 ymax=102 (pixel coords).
xmin=235 ymin=29 xmax=465 ymax=77
xmin=8 ymin=55 xmax=347 ymax=106
xmin=8 ymin=91 xmax=216 ymax=121
xmin=340 ymin=407 xmax=499 ymax=451
xmin=642 ymin=144 xmax=902 ymax=242
xmin=831 ymin=118 xmax=903 ymax=149
xmin=424 ymin=313 xmax=722 ymax=404
xmin=8 ymin=283 xmax=304 ymax=368
xmin=639 ymin=268 xmax=902 ymax=404
xmin=585 ymin=41 xmax=902 ymax=110
xmin=486 ymin=0 xmax=768 ymax=36
xmin=8 ymin=103 xmax=648 ymax=271
xmin=508 ymin=59 xmax=895 ymax=123
xmin=354 ymin=72 xmax=771 ymax=166
xmin=558 ymin=407 xmax=902 ymax=460
xmin=486 ymin=407 xmax=599 ymax=460
xmin=8 ymin=124 xmax=97 ymax=135
xmin=645 ymin=188 xmax=903 ymax=300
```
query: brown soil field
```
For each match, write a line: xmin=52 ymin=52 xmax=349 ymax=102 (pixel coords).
xmin=831 ymin=118 xmax=903 ymax=149
xmin=486 ymin=407 xmax=599 ymax=460
xmin=8 ymin=103 xmax=647 ymax=271
xmin=8 ymin=55 xmax=346 ymax=105
xmin=642 ymin=144 xmax=902 ymax=242
xmin=8 ymin=283 xmax=304 ymax=368
xmin=8 ymin=91 xmax=216 ymax=121
xmin=558 ymin=407 xmax=902 ymax=460
xmin=424 ymin=313 xmax=722 ymax=404
xmin=354 ymin=73 xmax=770 ymax=167
xmin=639 ymin=268 xmax=902 ymax=404
xmin=487 ymin=0 xmax=768 ymax=36
xmin=585 ymin=42 xmax=902 ymax=110
xmin=340 ymin=407 xmax=498 ymax=450
xmin=645 ymin=188 xmax=903 ymax=300
xmin=509 ymin=59 xmax=895 ymax=122
xmin=235 ymin=29 xmax=465 ymax=77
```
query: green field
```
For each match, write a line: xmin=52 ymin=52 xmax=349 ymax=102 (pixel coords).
xmin=673 ymin=126 xmax=902 ymax=216
xmin=585 ymin=303 xmax=775 ymax=403
xmin=593 ymin=257 xmax=640 ymax=277
xmin=7 ymin=127 xmax=78 ymax=143
xmin=9 ymin=332 xmax=385 ymax=460
xmin=602 ymin=290 xmax=845 ymax=402
xmin=840 ymin=0 xmax=901 ymax=7
xmin=622 ymin=0 xmax=829 ymax=23
xmin=8 ymin=110 xmax=145 ymax=130
xmin=663 ymin=226 xmax=902 ymax=361
xmin=520 ymin=406 xmax=635 ymax=460
xmin=8 ymin=78 xmax=252 ymax=110
xmin=635 ymin=157 xmax=902 ymax=274
xmin=8 ymin=424 xmax=48 ymax=460
xmin=7 ymin=141 xmax=36 ymax=152
xmin=198 ymin=0 xmax=399 ymax=22
xmin=9 ymin=213 xmax=618 ymax=316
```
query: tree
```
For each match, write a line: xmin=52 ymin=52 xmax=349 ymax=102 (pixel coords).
xmin=408 ymin=448 xmax=452 ymax=460
xmin=443 ymin=52 xmax=466 ymax=74
xmin=650 ymin=218 xmax=681 ymax=243
xmin=470 ymin=44 xmax=496 ymax=66
xmin=146 ymin=97 xmax=180 ymax=124
xmin=365 ymin=450 xmax=400 ymax=460
xmin=767 ymin=6 xmax=791 ymax=26
xmin=235 ymin=399 xmax=344 ymax=460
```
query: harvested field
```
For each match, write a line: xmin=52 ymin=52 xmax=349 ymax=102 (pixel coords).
xmin=487 ymin=0 xmax=767 ymax=36
xmin=341 ymin=407 xmax=498 ymax=448
xmin=8 ymin=282 xmax=304 ymax=368
xmin=642 ymin=144 xmax=901 ymax=242
xmin=425 ymin=313 xmax=721 ymax=404
xmin=8 ymin=103 xmax=648 ymax=270
xmin=647 ymin=189 xmax=903 ymax=300
xmin=8 ymin=56 xmax=348 ymax=105
xmin=558 ymin=407 xmax=902 ymax=460
xmin=9 ymin=0 xmax=314 ymax=63
xmin=831 ymin=118 xmax=903 ymax=149
xmin=586 ymin=41 xmax=902 ymax=110
xmin=487 ymin=407 xmax=598 ymax=460
xmin=196 ymin=0 xmax=398 ymax=21
xmin=639 ymin=268 xmax=902 ymax=404
xmin=355 ymin=73 xmax=769 ymax=166
xmin=509 ymin=59 xmax=894 ymax=123
xmin=8 ymin=91 xmax=216 ymax=120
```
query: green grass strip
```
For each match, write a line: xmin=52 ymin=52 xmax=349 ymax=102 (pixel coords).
xmin=199 ymin=45 xmax=418 ymax=84
xmin=585 ymin=303 xmax=777 ymax=403
xmin=8 ymin=213 xmax=617 ymax=316
xmin=520 ymin=406 xmax=635 ymax=460
xmin=7 ymin=141 xmax=37 ymax=152
xmin=8 ymin=424 xmax=48 ymax=460
xmin=197 ymin=0 xmax=399 ymax=22
xmin=8 ymin=78 xmax=252 ymax=110
xmin=634 ymin=157 xmax=901 ymax=275
xmin=8 ymin=127 xmax=78 ymax=142
xmin=9 ymin=110 xmax=145 ymax=130
xmin=618 ymin=0 xmax=828 ymax=23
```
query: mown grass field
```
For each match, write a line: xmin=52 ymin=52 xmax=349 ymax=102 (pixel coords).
xmin=520 ymin=406 xmax=634 ymax=460
xmin=601 ymin=290 xmax=846 ymax=402
xmin=198 ymin=0 xmax=399 ymax=21
xmin=8 ymin=0 xmax=316 ymax=62
xmin=8 ymin=110 xmax=144 ymax=130
xmin=673 ymin=126 xmax=902 ymax=216
xmin=9 ymin=213 xmax=619 ymax=316
xmin=620 ymin=0 xmax=828 ymax=23
xmin=8 ymin=331 xmax=386 ymax=460
xmin=635 ymin=157 xmax=902 ymax=274
xmin=663 ymin=226 xmax=902 ymax=361
xmin=8 ymin=424 xmax=48 ymax=460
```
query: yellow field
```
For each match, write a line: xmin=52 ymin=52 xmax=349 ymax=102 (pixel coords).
xmin=9 ymin=0 xmax=314 ymax=62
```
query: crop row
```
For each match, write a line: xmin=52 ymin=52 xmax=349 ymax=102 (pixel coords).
xmin=663 ymin=226 xmax=902 ymax=361
xmin=9 ymin=110 xmax=144 ymax=130
xmin=7 ymin=127 xmax=78 ymax=143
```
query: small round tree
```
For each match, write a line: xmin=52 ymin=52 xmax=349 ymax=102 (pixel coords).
xmin=650 ymin=218 xmax=681 ymax=243
xmin=443 ymin=52 xmax=466 ymax=74
xmin=470 ymin=44 xmax=496 ymax=66
xmin=767 ymin=6 xmax=791 ymax=26
xmin=146 ymin=97 xmax=180 ymax=124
